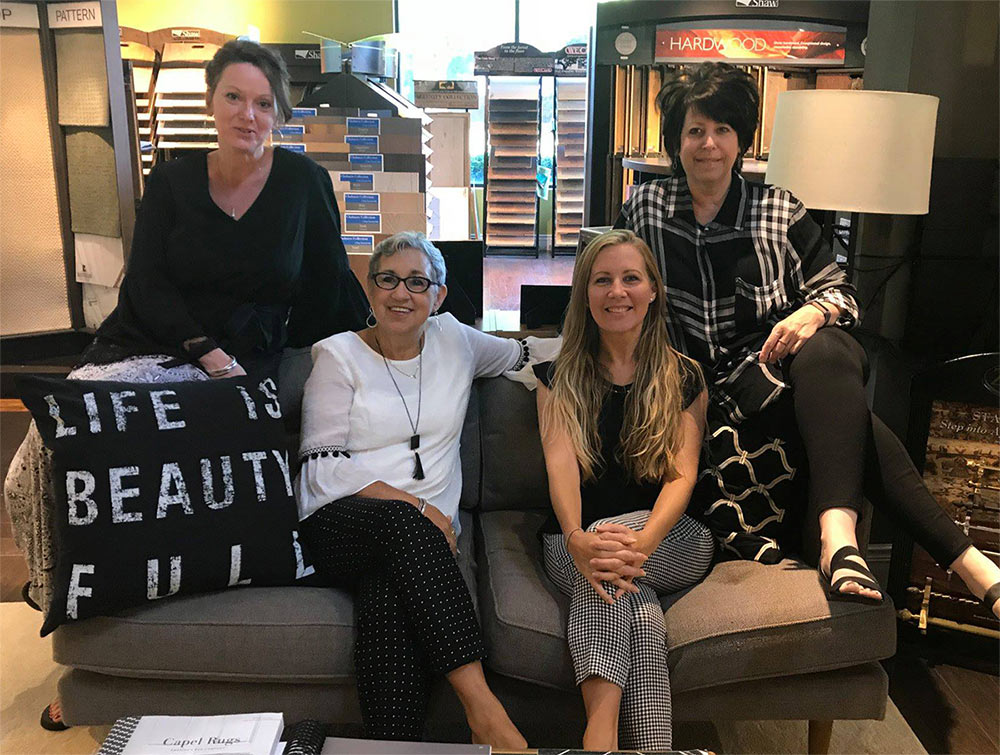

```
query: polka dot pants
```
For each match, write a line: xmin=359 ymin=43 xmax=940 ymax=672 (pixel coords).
xmin=543 ymin=510 xmax=715 ymax=750
xmin=301 ymin=496 xmax=484 ymax=741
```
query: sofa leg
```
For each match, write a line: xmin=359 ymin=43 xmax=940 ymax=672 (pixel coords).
xmin=808 ymin=719 xmax=833 ymax=754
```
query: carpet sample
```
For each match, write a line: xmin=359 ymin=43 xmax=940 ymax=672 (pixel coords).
xmin=65 ymin=127 xmax=121 ymax=237
xmin=0 ymin=28 xmax=72 ymax=335
xmin=55 ymin=29 xmax=110 ymax=127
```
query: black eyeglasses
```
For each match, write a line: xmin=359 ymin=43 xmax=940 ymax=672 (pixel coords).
xmin=371 ymin=272 xmax=439 ymax=294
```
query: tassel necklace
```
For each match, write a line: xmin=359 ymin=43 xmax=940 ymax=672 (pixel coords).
xmin=374 ymin=333 xmax=425 ymax=480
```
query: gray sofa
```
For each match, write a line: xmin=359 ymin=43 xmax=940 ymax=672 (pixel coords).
xmin=52 ymin=364 xmax=897 ymax=752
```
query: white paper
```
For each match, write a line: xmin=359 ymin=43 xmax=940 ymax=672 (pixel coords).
xmin=74 ymin=233 xmax=124 ymax=287
xmin=120 ymin=713 xmax=283 ymax=755
xmin=427 ymin=187 xmax=470 ymax=241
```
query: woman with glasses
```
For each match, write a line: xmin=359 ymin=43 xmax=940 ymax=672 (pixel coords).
xmin=294 ymin=232 xmax=530 ymax=747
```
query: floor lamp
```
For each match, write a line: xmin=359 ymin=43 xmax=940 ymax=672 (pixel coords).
xmin=764 ymin=90 xmax=939 ymax=280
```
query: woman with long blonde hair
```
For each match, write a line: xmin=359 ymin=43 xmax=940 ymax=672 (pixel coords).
xmin=534 ymin=229 xmax=715 ymax=751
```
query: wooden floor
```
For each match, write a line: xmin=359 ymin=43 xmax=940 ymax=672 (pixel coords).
xmin=1 ymin=253 xmax=997 ymax=754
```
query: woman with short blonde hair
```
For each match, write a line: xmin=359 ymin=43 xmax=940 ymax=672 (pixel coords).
xmin=535 ymin=229 xmax=715 ymax=751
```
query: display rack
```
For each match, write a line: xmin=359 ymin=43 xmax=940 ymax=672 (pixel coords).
xmin=484 ymin=76 xmax=541 ymax=255
xmin=152 ymin=43 xmax=219 ymax=156
xmin=553 ymin=77 xmax=587 ymax=253
xmin=120 ymin=37 xmax=156 ymax=179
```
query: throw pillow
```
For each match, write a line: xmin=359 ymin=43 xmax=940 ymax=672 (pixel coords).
xmin=693 ymin=410 xmax=804 ymax=564
xmin=18 ymin=375 xmax=318 ymax=636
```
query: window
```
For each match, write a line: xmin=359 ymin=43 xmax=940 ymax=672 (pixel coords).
xmin=395 ymin=0 xmax=604 ymax=184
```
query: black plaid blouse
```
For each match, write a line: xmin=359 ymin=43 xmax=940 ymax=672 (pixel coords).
xmin=615 ymin=171 xmax=860 ymax=423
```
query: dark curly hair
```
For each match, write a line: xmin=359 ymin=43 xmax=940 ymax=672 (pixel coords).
xmin=655 ymin=63 xmax=760 ymax=176
xmin=205 ymin=40 xmax=293 ymax=125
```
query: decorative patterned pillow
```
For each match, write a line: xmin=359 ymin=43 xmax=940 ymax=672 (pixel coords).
xmin=693 ymin=412 xmax=804 ymax=564
xmin=18 ymin=375 xmax=319 ymax=636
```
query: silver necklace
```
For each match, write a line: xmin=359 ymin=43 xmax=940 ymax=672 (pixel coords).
xmin=374 ymin=333 xmax=425 ymax=480
xmin=387 ymin=359 xmax=420 ymax=379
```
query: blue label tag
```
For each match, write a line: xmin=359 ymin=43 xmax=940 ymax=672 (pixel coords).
xmin=349 ymin=154 xmax=384 ymax=171
xmin=338 ymin=173 xmax=375 ymax=191
xmin=291 ymin=107 xmax=317 ymax=118
xmin=273 ymin=125 xmax=305 ymax=136
xmin=344 ymin=192 xmax=380 ymax=211
xmin=344 ymin=135 xmax=379 ymax=154
xmin=281 ymin=143 xmax=307 ymax=153
xmin=344 ymin=213 xmax=382 ymax=233
xmin=341 ymin=234 xmax=375 ymax=252
xmin=347 ymin=117 xmax=380 ymax=135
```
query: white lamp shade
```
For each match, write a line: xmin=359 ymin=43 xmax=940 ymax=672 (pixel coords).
xmin=765 ymin=90 xmax=939 ymax=214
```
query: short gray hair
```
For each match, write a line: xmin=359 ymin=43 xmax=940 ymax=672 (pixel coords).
xmin=368 ymin=232 xmax=447 ymax=286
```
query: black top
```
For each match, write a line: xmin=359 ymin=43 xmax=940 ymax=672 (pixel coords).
xmin=534 ymin=359 xmax=704 ymax=535
xmin=91 ymin=147 xmax=368 ymax=366
xmin=614 ymin=171 xmax=858 ymax=424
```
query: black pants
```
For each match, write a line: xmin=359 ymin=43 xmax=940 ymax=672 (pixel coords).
xmin=301 ymin=497 xmax=484 ymax=740
xmin=781 ymin=328 xmax=971 ymax=568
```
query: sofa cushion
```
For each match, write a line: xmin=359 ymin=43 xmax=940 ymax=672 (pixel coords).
xmin=477 ymin=510 xmax=897 ymax=694
xmin=18 ymin=375 xmax=315 ymax=637
xmin=54 ymin=511 xmax=478 ymax=682
xmin=478 ymin=378 xmax=548 ymax=512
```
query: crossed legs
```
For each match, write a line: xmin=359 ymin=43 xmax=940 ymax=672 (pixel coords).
xmin=303 ymin=496 xmax=524 ymax=746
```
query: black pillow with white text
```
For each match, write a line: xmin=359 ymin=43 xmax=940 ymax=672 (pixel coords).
xmin=17 ymin=375 xmax=318 ymax=636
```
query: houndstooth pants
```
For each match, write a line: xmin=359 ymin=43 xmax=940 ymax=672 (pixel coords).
xmin=301 ymin=496 xmax=484 ymax=741
xmin=543 ymin=510 xmax=715 ymax=750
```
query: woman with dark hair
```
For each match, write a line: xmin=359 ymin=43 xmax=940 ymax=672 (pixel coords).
xmin=616 ymin=62 xmax=1000 ymax=615
xmin=5 ymin=39 xmax=367 ymax=730
xmin=535 ymin=229 xmax=715 ymax=751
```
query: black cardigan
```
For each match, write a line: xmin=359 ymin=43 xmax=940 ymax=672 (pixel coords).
xmin=92 ymin=147 xmax=368 ymax=366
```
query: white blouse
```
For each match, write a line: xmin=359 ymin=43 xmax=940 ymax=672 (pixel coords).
xmin=295 ymin=313 xmax=527 ymax=528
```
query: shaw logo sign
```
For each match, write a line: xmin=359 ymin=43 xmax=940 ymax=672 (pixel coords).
xmin=736 ymin=0 xmax=780 ymax=7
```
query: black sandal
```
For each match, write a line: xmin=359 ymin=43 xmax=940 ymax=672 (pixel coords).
xmin=983 ymin=582 xmax=1000 ymax=614
xmin=40 ymin=702 xmax=70 ymax=732
xmin=822 ymin=545 xmax=884 ymax=604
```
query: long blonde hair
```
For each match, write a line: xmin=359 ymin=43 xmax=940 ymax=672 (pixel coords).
xmin=541 ymin=229 xmax=702 ymax=483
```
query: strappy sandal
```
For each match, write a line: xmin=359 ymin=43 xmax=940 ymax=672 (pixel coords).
xmin=40 ymin=701 xmax=70 ymax=732
xmin=822 ymin=544 xmax=884 ymax=604
xmin=983 ymin=582 xmax=1000 ymax=616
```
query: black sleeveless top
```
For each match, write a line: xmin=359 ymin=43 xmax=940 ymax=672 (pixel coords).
xmin=534 ymin=359 xmax=703 ymax=535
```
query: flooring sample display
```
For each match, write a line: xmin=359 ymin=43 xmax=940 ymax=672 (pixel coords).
xmin=554 ymin=78 xmax=587 ymax=250
xmin=65 ymin=127 xmax=120 ymax=237
xmin=485 ymin=77 xmax=540 ymax=251
xmin=0 ymin=28 xmax=72 ymax=335
xmin=54 ymin=29 xmax=109 ymax=127
xmin=152 ymin=44 xmax=218 ymax=158
xmin=122 ymin=40 xmax=157 ymax=176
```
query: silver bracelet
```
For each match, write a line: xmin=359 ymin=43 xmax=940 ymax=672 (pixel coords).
xmin=418 ymin=498 xmax=428 ymax=515
xmin=207 ymin=355 xmax=238 ymax=377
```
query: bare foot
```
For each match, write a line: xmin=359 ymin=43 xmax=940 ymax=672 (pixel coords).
xmin=468 ymin=703 xmax=527 ymax=750
xmin=582 ymin=723 xmax=618 ymax=752
xmin=949 ymin=548 xmax=1000 ymax=618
